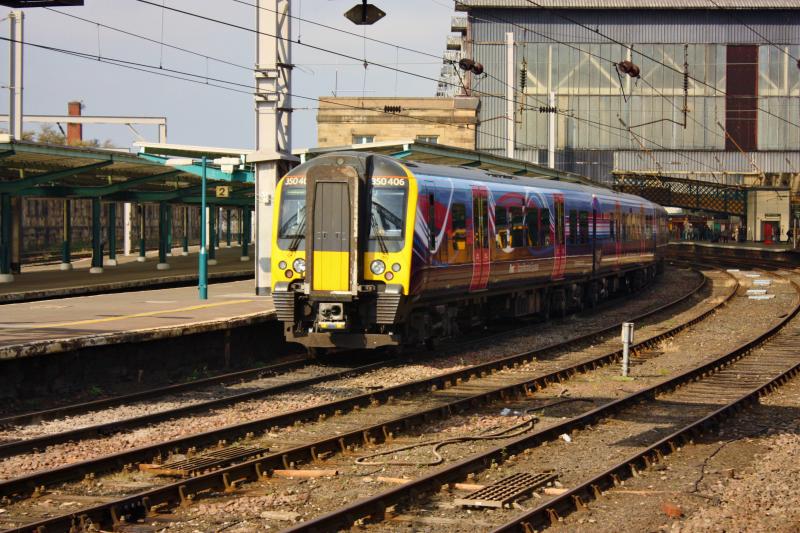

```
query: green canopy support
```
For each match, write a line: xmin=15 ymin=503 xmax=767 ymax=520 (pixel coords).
xmin=0 ymin=160 xmax=113 ymax=193
xmin=0 ymin=193 xmax=13 ymax=282
xmin=107 ymin=203 xmax=117 ymax=266
xmin=182 ymin=206 xmax=190 ymax=256
xmin=241 ymin=207 xmax=251 ymax=261
xmin=60 ymin=199 xmax=72 ymax=271
xmin=208 ymin=205 xmax=217 ymax=266
xmin=157 ymin=202 xmax=170 ymax=270
xmin=166 ymin=205 xmax=173 ymax=256
xmin=237 ymin=207 xmax=243 ymax=246
xmin=90 ymin=198 xmax=103 ymax=274
xmin=138 ymin=204 xmax=147 ymax=262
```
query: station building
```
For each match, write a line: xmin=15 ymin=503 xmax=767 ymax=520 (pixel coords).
xmin=316 ymin=96 xmax=480 ymax=150
xmin=451 ymin=0 xmax=800 ymax=241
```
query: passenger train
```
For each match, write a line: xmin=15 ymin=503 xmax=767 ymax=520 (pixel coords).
xmin=271 ymin=152 xmax=668 ymax=353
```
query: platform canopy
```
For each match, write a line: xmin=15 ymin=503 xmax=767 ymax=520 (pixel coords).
xmin=294 ymin=139 xmax=602 ymax=187
xmin=0 ymin=135 xmax=254 ymax=206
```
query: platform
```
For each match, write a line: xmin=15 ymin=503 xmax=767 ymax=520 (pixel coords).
xmin=0 ymin=277 xmax=274 ymax=361
xmin=667 ymin=240 xmax=800 ymax=266
xmin=0 ymin=245 xmax=253 ymax=304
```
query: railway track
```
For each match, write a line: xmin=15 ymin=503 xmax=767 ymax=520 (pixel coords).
xmin=0 ymin=266 xmax=733 ymax=532
xmin=0 ymin=357 xmax=311 ymax=427
xmin=278 ymin=267 xmax=800 ymax=533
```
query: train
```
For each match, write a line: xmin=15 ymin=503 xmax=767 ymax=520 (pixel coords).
xmin=271 ymin=151 xmax=668 ymax=353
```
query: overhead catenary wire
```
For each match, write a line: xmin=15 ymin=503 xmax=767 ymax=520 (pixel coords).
xmin=515 ymin=0 xmax=800 ymax=130
xmin=130 ymin=0 xmax=636 ymax=138
xmin=0 ymin=34 xmax=560 ymax=158
xmin=707 ymin=0 xmax=799 ymax=63
xmin=28 ymin=7 xmax=745 ymax=175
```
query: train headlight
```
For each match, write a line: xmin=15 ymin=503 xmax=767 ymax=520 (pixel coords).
xmin=391 ymin=263 xmax=401 ymax=272
xmin=385 ymin=272 xmax=394 ymax=281
xmin=292 ymin=258 xmax=306 ymax=273
xmin=278 ymin=260 xmax=287 ymax=270
xmin=370 ymin=260 xmax=386 ymax=275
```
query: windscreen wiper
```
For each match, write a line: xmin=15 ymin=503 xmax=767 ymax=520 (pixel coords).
xmin=370 ymin=209 xmax=390 ymax=254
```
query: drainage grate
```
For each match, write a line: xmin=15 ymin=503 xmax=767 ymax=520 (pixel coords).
xmin=139 ymin=446 xmax=268 ymax=477
xmin=454 ymin=472 xmax=557 ymax=509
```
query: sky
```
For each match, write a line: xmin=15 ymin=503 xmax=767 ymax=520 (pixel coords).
xmin=0 ymin=0 xmax=456 ymax=151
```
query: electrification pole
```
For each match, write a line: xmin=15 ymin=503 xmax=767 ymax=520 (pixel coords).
xmin=252 ymin=0 xmax=293 ymax=296
xmin=8 ymin=10 xmax=23 ymax=140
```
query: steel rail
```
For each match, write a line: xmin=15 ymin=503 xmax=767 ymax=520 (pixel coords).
xmin=0 ymin=357 xmax=310 ymax=428
xmin=493 ymin=278 xmax=800 ymax=532
xmin=3 ymin=268 xmax=729 ymax=532
xmin=0 ymin=269 xmax=712 ymax=502
xmin=283 ymin=273 xmax=800 ymax=533
xmin=0 ymin=359 xmax=394 ymax=460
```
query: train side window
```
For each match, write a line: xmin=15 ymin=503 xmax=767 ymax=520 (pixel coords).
xmin=579 ymin=211 xmax=589 ymax=244
xmin=451 ymin=202 xmax=467 ymax=252
xmin=495 ymin=206 xmax=509 ymax=248
xmin=568 ymin=209 xmax=577 ymax=245
xmin=427 ymin=193 xmax=436 ymax=251
xmin=526 ymin=207 xmax=539 ymax=247
xmin=509 ymin=206 xmax=524 ymax=247
xmin=609 ymin=213 xmax=615 ymax=240
xmin=555 ymin=203 xmax=565 ymax=245
xmin=540 ymin=208 xmax=551 ymax=246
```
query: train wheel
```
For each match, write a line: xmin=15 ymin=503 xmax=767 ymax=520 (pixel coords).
xmin=586 ymin=282 xmax=599 ymax=309
xmin=307 ymin=347 xmax=328 ymax=359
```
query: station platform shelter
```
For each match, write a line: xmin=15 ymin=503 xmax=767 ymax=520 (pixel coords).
xmin=0 ymin=135 xmax=255 ymax=285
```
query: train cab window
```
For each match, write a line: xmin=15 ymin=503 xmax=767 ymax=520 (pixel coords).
xmin=509 ymin=206 xmax=524 ymax=247
xmin=540 ymin=208 xmax=551 ymax=246
xmin=495 ymin=206 xmax=509 ymax=248
xmin=451 ymin=202 xmax=467 ymax=251
xmin=526 ymin=208 xmax=539 ymax=247
xmin=369 ymin=182 xmax=407 ymax=253
xmin=568 ymin=209 xmax=577 ymax=245
xmin=579 ymin=211 xmax=589 ymax=244
xmin=277 ymin=184 xmax=306 ymax=251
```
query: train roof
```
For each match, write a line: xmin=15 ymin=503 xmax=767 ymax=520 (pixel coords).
xmin=399 ymin=158 xmax=659 ymax=207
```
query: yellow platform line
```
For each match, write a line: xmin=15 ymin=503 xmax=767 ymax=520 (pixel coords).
xmin=19 ymin=299 xmax=255 ymax=329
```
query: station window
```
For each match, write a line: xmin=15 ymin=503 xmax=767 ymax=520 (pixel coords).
xmin=416 ymin=135 xmax=439 ymax=144
xmin=352 ymin=134 xmax=375 ymax=144
xmin=579 ymin=211 xmax=589 ymax=244
xmin=568 ymin=209 xmax=577 ymax=245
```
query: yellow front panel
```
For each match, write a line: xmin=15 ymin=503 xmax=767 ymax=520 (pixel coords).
xmin=313 ymin=250 xmax=349 ymax=291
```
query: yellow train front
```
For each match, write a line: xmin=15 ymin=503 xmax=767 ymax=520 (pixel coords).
xmin=270 ymin=152 xmax=416 ymax=352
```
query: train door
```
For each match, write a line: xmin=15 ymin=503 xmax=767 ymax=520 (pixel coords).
xmin=551 ymin=194 xmax=566 ymax=280
xmin=310 ymin=180 xmax=354 ymax=292
xmin=470 ymin=185 xmax=490 ymax=291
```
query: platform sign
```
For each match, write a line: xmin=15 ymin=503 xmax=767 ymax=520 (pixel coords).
xmin=215 ymin=186 xmax=230 ymax=198
xmin=344 ymin=1 xmax=385 ymax=25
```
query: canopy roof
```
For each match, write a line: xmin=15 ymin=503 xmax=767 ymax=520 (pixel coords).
xmin=0 ymin=135 xmax=253 ymax=206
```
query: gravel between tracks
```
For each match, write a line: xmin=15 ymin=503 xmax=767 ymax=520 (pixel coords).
xmin=46 ymin=266 xmax=761 ymax=533
xmin=0 ymin=267 xmax=702 ymax=482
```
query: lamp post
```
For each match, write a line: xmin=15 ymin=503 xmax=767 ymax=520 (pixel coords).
xmin=166 ymin=157 xmax=208 ymax=300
